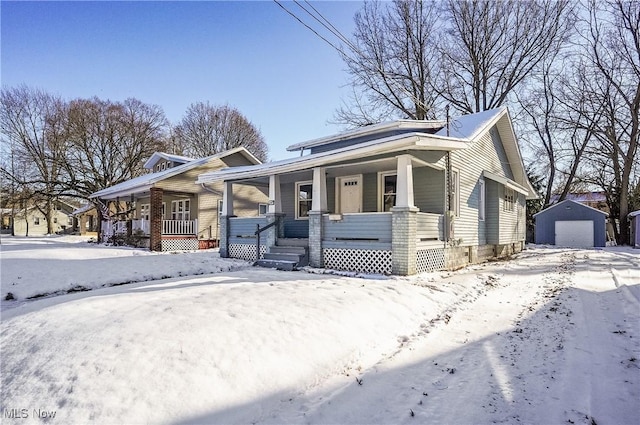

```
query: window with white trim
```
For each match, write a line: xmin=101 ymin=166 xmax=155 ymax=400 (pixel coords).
xmin=378 ymin=172 xmax=397 ymax=212
xmin=34 ymin=217 xmax=40 ymax=225
xmin=258 ymin=203 xmax=268 ymax=216
xmin=504 ymin=188 xmax=515 ymax=212
xmin=171 ymin=199 xmax=190 ymax=220
xmin=140 ymin=204 xmax=150 ymax=221
xmin=295 ymin=181 xmax=312 ymax=219
xmin=479 ymin=179 xmax=485 ymax=221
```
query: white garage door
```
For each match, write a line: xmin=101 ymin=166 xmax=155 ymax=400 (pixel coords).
xmin=555 ymin=220 xmax=594 ymax=247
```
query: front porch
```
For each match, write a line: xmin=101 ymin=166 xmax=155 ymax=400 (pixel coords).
xmin=101 ymin=218 xmax=204 ymax=250
xmin=218 ymin=153 xmax=451 ymax=275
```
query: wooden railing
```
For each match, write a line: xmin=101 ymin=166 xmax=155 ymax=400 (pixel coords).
xmin=162 ymin=219 xmax=197 ymax=235
xmin=416 ymin=212 xmax=444 ymax=241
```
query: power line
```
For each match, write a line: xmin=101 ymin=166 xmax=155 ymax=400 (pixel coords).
xmin=273 ymin=0 xmax=344 ymax=55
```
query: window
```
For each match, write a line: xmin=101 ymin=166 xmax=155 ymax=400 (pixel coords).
xmin=68 ymin=217 xmax=73 ymax=225
xmin=295 ymin=181 xmax=313 ymax=219
xmin=258 ymin=203 xmax=268 ymax=216
xmin=171 ymin=199 xmax=190 ymax=220
xmin=53 ymin=217 xmax=58 ymax=224
xmin=451 ymin=169 xmax=460 ymax=217
xmin=34 ymin=217 xmax=40 ymax=225
xmin=504 ymin=188 xmax=515 ymax=212
xmin=140 ymin=204 xmax=150 ymax=221
xmin=378 ymin=172 xmax=397 ymax=212
xmin=479 ymin=179 xmax=485 ymax=221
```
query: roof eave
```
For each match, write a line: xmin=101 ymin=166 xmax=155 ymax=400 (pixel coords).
xmin=198 ymin=134 xmax=468 ymax=184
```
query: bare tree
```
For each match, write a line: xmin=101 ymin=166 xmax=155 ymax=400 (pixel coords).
xmin=173 ymin=103 xmax=268 ymax=161
xmin=439 ymin=0 xmax=574 ymax=114
xmin=62 ymin=97 xmax=168 ymax=201
xmin=573 ymin=0 xmax=639 ymax=244
xmin=0 ymin=85 xmax=68 ymax=234
xmin=334 ymin=0 xmax=441 ymax=126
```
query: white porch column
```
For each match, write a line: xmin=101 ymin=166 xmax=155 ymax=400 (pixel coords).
xmin=311 ymin=167 xmax=327 ymax=212
xmin=219 ymin=181 xmax=234 ymax=258
xmin=309 ymin=167 xmax=327 ymax=268
xmin=222 ymin=181 xmax=234 ymax=216
xmin=268 ymin=175 xmax=282 ymax=214
xmin=395 ymin=154 xmax=415 ymax=208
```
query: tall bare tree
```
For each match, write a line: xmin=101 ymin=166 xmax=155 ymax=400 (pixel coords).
xmin=574 ymin=0 xmax=639 ymax=244
xmin=439 ymin=0 xmax=574 ymax=114
xmin=0 ymin=85 xmax=68 ymax=234
xmin=334 ymin=0 xmax=441 ymax=126
xmin=63 ymin=97 xmax=169 ymax=200
xmin=173 ymin=103 xmax=268 ymax=161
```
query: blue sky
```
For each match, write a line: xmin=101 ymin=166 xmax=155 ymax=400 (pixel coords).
xmin=1 ymin=1 xmax=363 ymax=160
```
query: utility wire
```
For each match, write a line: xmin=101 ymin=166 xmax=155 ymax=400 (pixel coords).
xmin=273 ymin=0 xmax=433 ymax=119
xmin=273 ymin=0 xmax=343 ymax=55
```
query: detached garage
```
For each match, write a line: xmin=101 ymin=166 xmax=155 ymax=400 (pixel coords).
xmin=534 ymin=200 xmax=608 ymax=248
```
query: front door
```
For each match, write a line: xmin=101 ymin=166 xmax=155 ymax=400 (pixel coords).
xmin=338 ymin=175 xmax=362 ymax=213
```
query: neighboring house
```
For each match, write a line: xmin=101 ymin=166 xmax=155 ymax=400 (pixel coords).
xmin=629 ymin=210 xmax=640 ymax=248
xmin=196 ymin=107 xmax=537 ymax=275
xmin=534 ymin=200 xmax=608 ymax=248
xmin=90 ymin=148 xmax=268 ymax=251
xmin=12 ymin=200 xmax=77 ymax=236
xmin=71 ymin=203 xmax=101 ymax=237
xmin=549 ymin=192 xmax=608 ymax=213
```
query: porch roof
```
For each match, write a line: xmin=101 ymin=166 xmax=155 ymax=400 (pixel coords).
xmin=196 ymin=132 xmax=468 ymax=184
xmin=90 ymin=147 xmax=261 ymax=200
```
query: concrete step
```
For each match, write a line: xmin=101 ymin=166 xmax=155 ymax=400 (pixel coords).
xmin=263 ymin=252 xmax=303 ymax=262
xmin=276 ymin=238 xmax=309 ymax=248
xmin=269 ymin=246 xmax=307 ymax=255
xmin=254 ymin=259 xmax=297 ymax=271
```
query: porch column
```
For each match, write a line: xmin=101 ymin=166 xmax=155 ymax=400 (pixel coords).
xmin=395 ymin=154 xmax=415 ymax=208
xmin=392 ymin=155 xmax=418 ymax=275
xmin=150 ymin=187 xmax=163 ymax=252
xmin=219 ymin=181 xmax=234 ymax=258
xmin=309 ymin=167 xmax=328 ymax=268
xmin=266 ymin=175 xmax=284 ymax=249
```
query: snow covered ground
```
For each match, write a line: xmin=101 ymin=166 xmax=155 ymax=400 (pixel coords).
xmin=1 ymin=236 xmax=639 ymax=424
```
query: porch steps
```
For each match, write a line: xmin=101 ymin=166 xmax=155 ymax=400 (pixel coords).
xmin=254 ymin=242 xmax=309 ymax=271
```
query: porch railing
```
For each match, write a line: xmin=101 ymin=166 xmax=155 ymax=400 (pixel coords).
xmin=416 ymin=212 xmax=444 ymax=241
xmin=103 ymin=219 xmax=197 ymax=237
xmin=322 ymin=212 xmax=392 ymax=250
xmin=162 ymin=219 xmax=197 ymax=235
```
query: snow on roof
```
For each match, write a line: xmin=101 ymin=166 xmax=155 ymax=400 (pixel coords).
xmin=143 ymin=152 xmax=195 ymax=169
xmin=286 ymin=119 xmax=446 ymax=152
xmin=435 ymin=107 xmax=505 ymax=140
xmin=197 ymin=132 xmax=468 ymax=184
xmin=72 ymin=203 xmax=95 ymax=216
xmin=92 ymin=147 xmax=260 ymax=199
xmin=629 ymin=210 xmax=640 ymax=218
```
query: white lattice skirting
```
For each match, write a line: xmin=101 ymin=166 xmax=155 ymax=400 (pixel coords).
xmin=416 ymin=248 xmax=445 ymax=273
xmin=161 ymin=238 xmax=199 ymax=251
xmin=229 ymin=243 xmax=266 ymax=261
xmin=323 ymin=248 xmax=393 ymax=275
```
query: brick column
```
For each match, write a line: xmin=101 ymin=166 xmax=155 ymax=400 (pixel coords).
xmin=308 ymin=211 xmax=324 ymax=267
xmin=392 ymin=206 xmax=418 ymax=275
xmin=219 ymin=215 xmax=230 ymax=257
xmin=150 ymin=187 xmax=163 ymax=252
xmin=265 ymin=213 xmax=285 ymax=251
